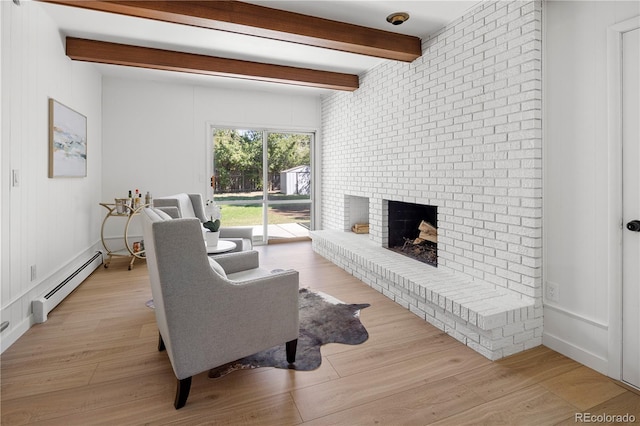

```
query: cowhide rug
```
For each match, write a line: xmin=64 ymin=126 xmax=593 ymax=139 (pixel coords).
xmin=208 ymin=288 xmax=370 ymax=378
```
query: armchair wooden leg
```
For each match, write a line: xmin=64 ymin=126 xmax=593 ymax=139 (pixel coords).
xmin=158 ymin=333 xmax=165 ymax=352
xmin=174 ymin=377 xmax=192 ymax=409
xmin=286 ymin=339 xmax=298 ymax=364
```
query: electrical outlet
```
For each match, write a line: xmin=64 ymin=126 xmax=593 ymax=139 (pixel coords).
xmin=546 ymin=281 xmax=559 ymax=303
xmin=30 ymin=265 xmax=37 ymax=282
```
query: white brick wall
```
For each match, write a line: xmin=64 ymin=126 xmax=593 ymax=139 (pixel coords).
xmin=320 ymin=0 xmax=542 ymax=300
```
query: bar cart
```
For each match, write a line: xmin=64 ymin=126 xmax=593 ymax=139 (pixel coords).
xmin=99 ymin=201 xmax=148 ymax=270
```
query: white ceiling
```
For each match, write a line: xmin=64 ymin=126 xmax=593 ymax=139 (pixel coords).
xmin=38 ymin=0 xmax=480 ymax=95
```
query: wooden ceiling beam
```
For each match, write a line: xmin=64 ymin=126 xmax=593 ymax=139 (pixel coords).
xmin=42 ymin=0 xmax=422 ymax=62
xmin=65 ymin=37 xmax=359 ymax=91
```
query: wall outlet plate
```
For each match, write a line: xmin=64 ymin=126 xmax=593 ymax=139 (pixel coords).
xmin=545 ymin=281 xmax=559 ymax=303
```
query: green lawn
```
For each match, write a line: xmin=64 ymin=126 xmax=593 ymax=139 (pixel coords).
xmin=215 ymin=192 xmax=310 ymax=227
xmin=220 ymin=203 xmax=310 ymax=227
xmin=214 ymin=192 xmax=309 ymax=202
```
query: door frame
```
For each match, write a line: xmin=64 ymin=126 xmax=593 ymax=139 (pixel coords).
xmin=205 ymin=123 xmax=318 ymax=244
xmin=262 ymin=130 xmax=315 ymax=242
xmin=606 ymin=15 xmax=640 ymax=382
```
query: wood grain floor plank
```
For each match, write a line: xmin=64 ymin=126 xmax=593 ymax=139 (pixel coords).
xmin=25 ymin=395 xmax=175 ymax=426
xmin=429 ymin=384 xmax=578 ymax=425
xmin=34 ymin=389 xmax=304 ymax=426
xmin=165 ymin=392 xmax=303 ymax=426
xmin=327 ymin=331 xmax=460 ymax=377
xmin=1 ymin=364 xmax=97 ymax=401
xmin=1 ymin=241 xmax=638 ymax=425
xmin=0 ymin=373 xmax=175 ymax=424
xmin=303 ymin=375 xmax=483 ymax=426
xmin=88 ymin=350 xmax=174 ymax=384
xmin=455 ymin=345 xmax=583 ymax=403
xmin=196 ymin=359 xmax=340 ymax=411
xmin=540 ymin=366 xmax=629 ymax=411
xmin=553 ymin=391 xmax=640 ymax=425
xmin=292 ymin=346 xmax=490 ymax=421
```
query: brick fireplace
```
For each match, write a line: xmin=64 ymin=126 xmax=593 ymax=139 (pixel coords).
xmin=315 ymin=0 xmax=543 ymax=360
xmin=387 ymin=200 xmax=437 ymax=267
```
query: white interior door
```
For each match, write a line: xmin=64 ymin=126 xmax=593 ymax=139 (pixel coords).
xmin=622 ymin=27 xmax=640 ymax=390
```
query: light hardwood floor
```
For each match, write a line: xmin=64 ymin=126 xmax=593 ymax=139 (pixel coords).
xmin=2 ymin=241 xmax=638 ymax=425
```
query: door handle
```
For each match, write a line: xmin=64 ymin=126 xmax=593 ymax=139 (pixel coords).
xmin=627 ymin=220 xmax=640 ymax=232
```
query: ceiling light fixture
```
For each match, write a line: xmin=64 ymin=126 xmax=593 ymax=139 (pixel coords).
xmin=386 ymin=12 xmax=410 ymax=26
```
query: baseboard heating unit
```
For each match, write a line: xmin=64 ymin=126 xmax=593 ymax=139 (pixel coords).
xmin=32 ymin=251 xmax=103 ymax=323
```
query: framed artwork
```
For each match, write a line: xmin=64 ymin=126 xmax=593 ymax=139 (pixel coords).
xmin=49 ymin=98 xmax=87 ymax=178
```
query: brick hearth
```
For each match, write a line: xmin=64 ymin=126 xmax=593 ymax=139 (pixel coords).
xmin=312 ymin=230 xmax=540 ymax=360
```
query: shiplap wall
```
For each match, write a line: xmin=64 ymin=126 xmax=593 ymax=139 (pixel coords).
xmin=543 ymin=0 xmax=640 ymax=375
xmin=1 ymin=1 xmax=103 ymax=351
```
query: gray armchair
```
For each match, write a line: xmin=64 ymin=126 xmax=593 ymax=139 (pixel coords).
xmin=153 ymin=193 xmax=253 ymax=252
xmin=141 ymin=207 xmax=299 ymax=409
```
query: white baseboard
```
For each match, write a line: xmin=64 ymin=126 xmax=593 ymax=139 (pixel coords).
xmin=0 ymin=243 xmax=103 ymax=354
xmin=32 ymin=251 xmax=103 ymax=323
xmin=543 ymin=332 xmax=609 ymax=375
xmin=542 ymin=304 xmax=611 ymax=375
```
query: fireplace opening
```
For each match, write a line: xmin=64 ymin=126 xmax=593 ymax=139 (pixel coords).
xmin=387 ymin=201 xmax=437 ymax=267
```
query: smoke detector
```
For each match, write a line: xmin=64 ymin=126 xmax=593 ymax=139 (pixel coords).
xmin=386 ymin=12 xmax=410 ymax=26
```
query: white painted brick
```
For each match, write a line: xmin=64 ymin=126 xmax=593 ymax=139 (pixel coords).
xmin=445 ymin=325 xmax=468 ymax=344
xmin=480 ymin=334 xmax=516 ymax=351
xmin=525 ymin=336 xmax=543 ymax=350
xmin=467 ymin=340 xmax=500 ymax=360
xmin=425 ymin=314 xmax=445 ymax=331
xmin=478 ymin=312 xmax=508 ymax=329
xmin=318 ymin=0 xmax=542 ymax=361
xmin=502 ymin=343 xmax=525 ymax=358
xmin=409 ymin=304 xmax=427 ymax=320
xmin=455 ymin=323 xmax=481 ymax=343
xmin=417 ymin=301 xmax=436 ymax=317
xmin=468 ymin=309 xmax=478 ymax=326
xmin=524 ymin=317 xmax=544 ymax=331
xmin=513 ymin=330 xmax=536 ymax=344
xmin=503 ymin=322 xmax=525 ymax=337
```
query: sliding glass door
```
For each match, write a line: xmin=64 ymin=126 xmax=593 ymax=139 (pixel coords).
xmin=211 ymin=128 xmax=313 ymax=243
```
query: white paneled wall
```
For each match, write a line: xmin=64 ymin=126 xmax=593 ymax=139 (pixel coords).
xmin=1 ymin=1 xmax=103 ymax=351
xmin=321 ymin=0 xmax=542 ymax=300
xmin=101 ymin=78 xmax=322 ymax=239
xmin=102 ymin=79 xmax=321 ymax=206
xmin=543 ymin=0 xmax=640 ymax=375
